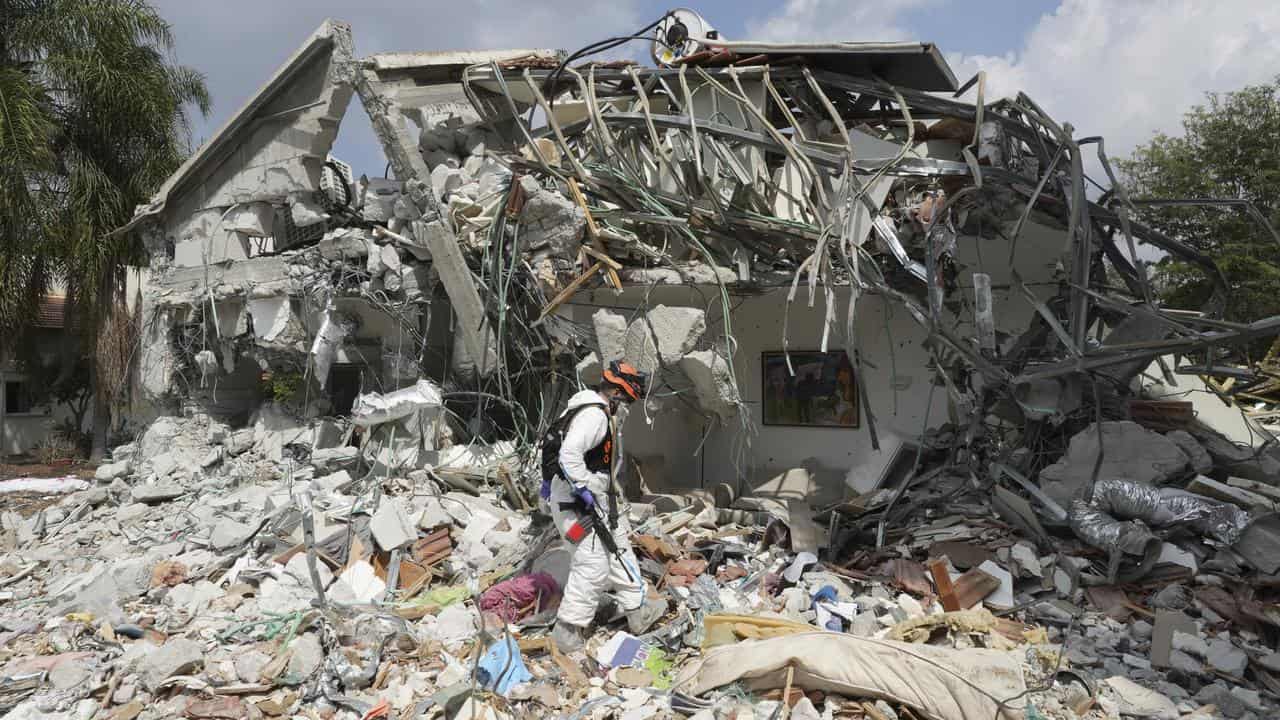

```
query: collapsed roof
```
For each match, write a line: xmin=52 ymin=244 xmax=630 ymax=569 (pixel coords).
xmin=122 ymin=14 xmax=1280 ymax=494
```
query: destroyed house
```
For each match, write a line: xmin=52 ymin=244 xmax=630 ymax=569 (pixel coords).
xmin=119 ymin=17 xmax=1279 ymax=511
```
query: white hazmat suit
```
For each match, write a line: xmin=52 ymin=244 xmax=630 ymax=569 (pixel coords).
xmin=549 ymin=389 xmax=645 ymax=628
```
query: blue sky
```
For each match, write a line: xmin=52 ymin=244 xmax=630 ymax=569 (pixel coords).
xmin=153 ymin=0 xmax=1280 ymax=180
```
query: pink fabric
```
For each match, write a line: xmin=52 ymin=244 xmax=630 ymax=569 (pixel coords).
xmin=480 ymin=572 xmax=561 ymax=622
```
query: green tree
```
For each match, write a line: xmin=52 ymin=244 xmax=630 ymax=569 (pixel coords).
xmin=1117 ymin=78 xmax=1280 ymax=329
xmin=0 ymin=0 xmax=209 ymax=458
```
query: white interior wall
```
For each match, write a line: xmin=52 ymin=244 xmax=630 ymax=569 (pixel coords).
xmin=563 ymin=216 xmax=1065 ymax=499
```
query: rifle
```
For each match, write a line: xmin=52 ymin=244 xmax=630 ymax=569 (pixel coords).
xmin=558 ymin=498 xmax=638 ymax=584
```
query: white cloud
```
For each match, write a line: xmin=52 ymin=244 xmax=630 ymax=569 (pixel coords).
xmin=746 ymin=0 xmax=936 ymax=43
xmin=748 ymin=0 xmax=1280 ymax=164
xmin=152 ymin=0 xmax=649 ymax=175
xmin=949 ymin=0 xmax=1280 ymax=159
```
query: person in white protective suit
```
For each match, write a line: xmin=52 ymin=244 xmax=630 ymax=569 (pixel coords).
xmin=543 ymin=360 xmax=667 ymax=652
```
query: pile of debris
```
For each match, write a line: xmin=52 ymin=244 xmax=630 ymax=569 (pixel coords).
xmin=2 ymin=378 xmax=1280 ymax=719
xmin=9 ymin=7 xmax=1280 ymax=720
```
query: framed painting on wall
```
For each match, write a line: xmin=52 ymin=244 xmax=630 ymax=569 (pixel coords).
xmin=761 ymin=350 xmax=859 ymax=428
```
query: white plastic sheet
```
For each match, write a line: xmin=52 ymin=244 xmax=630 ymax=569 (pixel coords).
xmin=0 ymin=476 xmax=89 ymax=494
xmin=350 ymin=378 xmax=443 ymax=427
xmin=675 ymin=632 xmax=1026 ymax=720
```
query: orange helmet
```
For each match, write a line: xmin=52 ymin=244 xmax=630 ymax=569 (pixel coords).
xmin=602 ymin=360 xmax=648 ymax=402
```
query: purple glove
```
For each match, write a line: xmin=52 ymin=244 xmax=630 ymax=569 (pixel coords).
xmin=539 ymin=478 xmax=552 ymax=501
xmin=572 ymin=486 xmax=596 ymax=509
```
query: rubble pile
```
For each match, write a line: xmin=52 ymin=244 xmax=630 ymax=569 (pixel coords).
xmin=4 ymin=395 xmax=1280 ymax=719
xmin=9 ymin=9 xmax=1280 ymax=720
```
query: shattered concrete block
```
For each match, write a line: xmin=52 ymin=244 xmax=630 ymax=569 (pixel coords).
xmin=370 ymin=498 xmax=417 ymax=551
xmin=431 ymin=603 xmax=479 ymax=646
xmin=680 ymin=350 xmax=740 ymax=420
xmin=1186 ymin=475 xmax=1271 ymax=509
xmin=319 ymin=228 xmax=369 ymax=260
xmin=380 ymin=244 xmax=402 ymax=273
xmin=1229 ymin=686 xmax=1266 ymax=714
xmin=1039 ymin=421 xmax=1188 ymax=504
xmin=1194 ymin=685 xmax=1248 ymax=718
xmin=400 ymin=263 xmax=434 ymax=301
xmin=431 ymin=165 xmax=467 ymax=201
xmin=139 ymin=638 xmax=204 ymax=691
xmin=95 ymin=460 xmax=132 ymax=482
xmin=1193 ymin=429 xmax=1280 ymax=483
xmin=222 ymin=429 xmax=254 ymax=457
xmin=200 ymin=447 xmax=222 ymax=468
xmin=139 ymin=417 xmax=182 ymax=462
xmin=210 ymin=518 xmax=257 ymax=550
xmin=111 ymin=442 xmax=137 ymax=464
xmin=393 ymin=194 xmax=421 ymax=221
xmin=234 ymin=650 xmax=271 ymax=684
xmin=358 ymin=178 xmax=401 ymax=223
xmin=117 ymin=503 xmax=149 ymax=525
xmin=151 ymin=452 xmax=179 ymax=478
xmin=621 ymin=263 xmax=737 ymax=285
xmin=1205 ymin=638 xmax=1248 ymax=677
xmin=224 ymin=202 xmax=275 ymax=237
xmin=167 ymin=581 xmax=225 ymax=616
xmin=207 ymin=423 xmax=229 ymax=445
xmin=425 ymin=149 xmax=461 ymax=169
xmin=462 ymin=127 xmax=488 ymax=156
xmin=365 ymin=238 xmax=387 ymax=275
xmin=1008 ymin=542 xmax=1042 ymax=578
xmin=624 ymin=305 xmax=707 ymax=374
xmin=313 ymin=470 xmax=351 ymax=495
xmin=257 ymin=576 xmax=314 ymax=615
xmin=1098 ymin=315 xmax=1171 ymax=385
xmin=248 ymin=296 xmax=302 ymax=345
xmin=1104 ymin=676 xmax=1178 ymax=720
xmin=417 ymin=497 xmax=453 ymax=530
xmin=576 ymin=352 xmax=602 ymax=386
xmin=593 ymin=309 xmax=628 ymax=365
xmin=289 ymin=195 xmax=329 ymax=227
xmin=419 ymin=125 xmax=456 ymax=154
xmin=285 ymin=633 xmax=324 ymax=682
xmin=283 ymin=552 xmax=333 ymax=589
xmin=131 ymin=483 xmax=185 ymax=504
xmin=1165 ymin=430 xmax=1213 ymax=475
xmin=74 ymin=487 xmax=109 ymax=506
xmin=517 ymin=175 xmax=585 ymax=254
xmin=48 ymin=657 xmax=92 ymax=691
xmin=311 ymin=446 xmax=359 ymax=472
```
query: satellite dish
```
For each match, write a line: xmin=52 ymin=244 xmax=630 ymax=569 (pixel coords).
xmin=652 ymin=8 xmax=720 ymax=66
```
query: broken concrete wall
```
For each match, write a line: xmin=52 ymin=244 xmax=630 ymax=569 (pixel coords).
xmin=565 ymin=285 xmax=940 ymax=496
xmin=564 ymin=209 xmax=1062 ymax=496
xmin=698 ymin=287 xmax=941 ymax=495
xmin=151 ymin=21 xmax=355 ymax=270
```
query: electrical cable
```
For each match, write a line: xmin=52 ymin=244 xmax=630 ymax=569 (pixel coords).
xmin=540 ymin=12 xmax=675 ymax=110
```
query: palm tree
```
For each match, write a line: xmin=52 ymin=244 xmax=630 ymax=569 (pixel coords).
xmin=0 ymin=0 xmax=210 ymax=458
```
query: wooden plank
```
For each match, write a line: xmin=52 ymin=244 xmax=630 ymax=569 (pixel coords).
xmin=550 ymin=640 xmax=588 ymax=687
xmin=581 ymin=243 xmax=623 ymax=270
xmin=536 ymin=261 xmax=604 ymax=324
xmin=566 ymin=177 xmax=622 ymax=288
xmin=888 ymin=558 xmax=932 ymax=597
xmin=928 ymin=558 xmax=954 ymax=604
xmin=952 ymin=568 xmax=998 ymax=607
xmin=945 ymin=568 xmax=1000 ymax=611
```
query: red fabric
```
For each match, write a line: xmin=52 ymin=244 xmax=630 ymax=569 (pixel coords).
xmin=479 ymin=572 xmax=561 ymax=622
